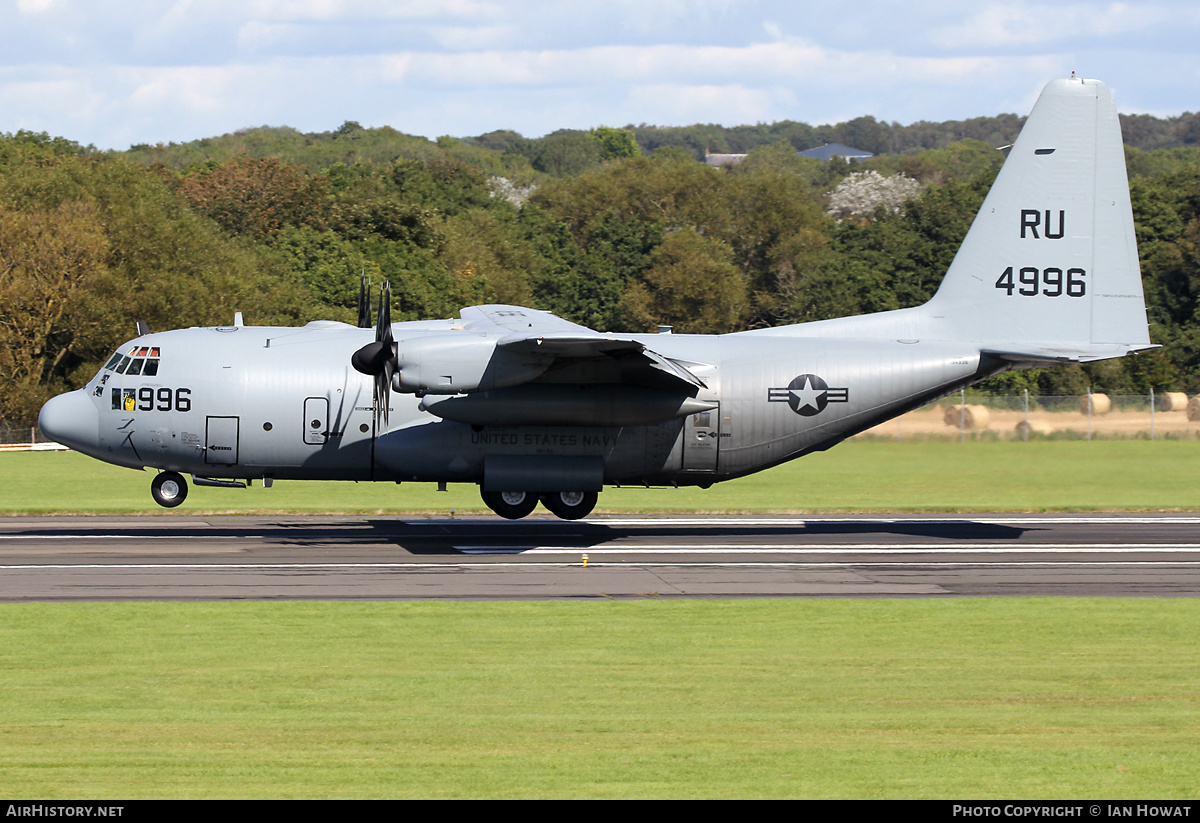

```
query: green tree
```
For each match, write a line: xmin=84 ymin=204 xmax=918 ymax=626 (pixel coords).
xmin=0 ymin=200 xmax=110 ymax=423
xmin=618 ymin=230 xmax=747 ymax=333
xmin=175 ymin=157 xmax=327 ymax=238
xmin=0 ymin=153 xmax=313 ymax=424
xmin=532 ymin=131 xmax=602 ymax=177
xmin=590 ymin=127 xmax=640 ymax=161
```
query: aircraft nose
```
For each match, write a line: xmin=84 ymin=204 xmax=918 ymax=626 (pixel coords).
xmin=38 ymin=390 xmax=99 ymax=453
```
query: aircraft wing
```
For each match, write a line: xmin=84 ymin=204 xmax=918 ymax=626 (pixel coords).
xmin=459 ymin=305 xmax=708 ymax=389
xmin=409 ymin=305 xmax=712 ymax=426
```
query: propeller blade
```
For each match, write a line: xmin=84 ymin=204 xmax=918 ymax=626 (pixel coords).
xmin=356 ymin=273 xmax=372 ymax=329
xmin=351 ymin=280 xmax=396 ymax=426
xmin=375 ymin=360 xmax=394 ymax=428
xmin=361 ymin=280 xmax=393 ymax=427
xmin=378 ymin=280 xmax=392 ymax=348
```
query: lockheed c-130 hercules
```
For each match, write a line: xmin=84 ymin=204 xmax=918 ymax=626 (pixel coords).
xmin=39 ymin=77 xmax=1154 ymax=520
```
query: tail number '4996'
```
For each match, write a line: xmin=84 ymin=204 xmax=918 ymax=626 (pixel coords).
xmin=995 ymin=266 xmax=1086 ymax=297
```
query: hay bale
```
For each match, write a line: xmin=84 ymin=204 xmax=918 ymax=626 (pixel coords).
xmin=1188 ymin=396 xmax=1200 ymax=422
xmin=1159 ymin=391 xmax=1189 ymax=412
xmin=1014 ymin=420 xmax=1050 ymax=438
xmin=943 ymin=404 xmax=990 ymax=430
xmin=1080 ymin=393 xmax=1111 ymax=415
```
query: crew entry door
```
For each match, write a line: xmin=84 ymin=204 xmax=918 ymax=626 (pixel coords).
xmin=205 ymin=416 xmax=239 ymax=465
xmin=682 ymin=405 xmax=720 ymax=472
xmin=304 ymin=397 xmax=329 ymax=445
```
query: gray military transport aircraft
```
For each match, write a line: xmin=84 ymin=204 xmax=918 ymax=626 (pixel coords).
xmin=39 ymin=76 xmax=1154 ymax=520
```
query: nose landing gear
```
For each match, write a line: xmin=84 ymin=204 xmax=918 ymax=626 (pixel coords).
xmin=151 ymin=471 xmax=188 ymax=508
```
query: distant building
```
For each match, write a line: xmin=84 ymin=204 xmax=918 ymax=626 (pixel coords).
xmin=798 ymin=142 xmax=874 ymax=161
xmin=702 ymin=143 xmax=875 ymax=167
xmin=704 ymin=149 xmax=747 ymax=167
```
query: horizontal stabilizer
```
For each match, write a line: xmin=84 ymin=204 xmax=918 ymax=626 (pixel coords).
xmin=983 ymin=344 xmax=1159 ymax=366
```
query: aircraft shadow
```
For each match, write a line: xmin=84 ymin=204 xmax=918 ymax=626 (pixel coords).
xmin=361 ymin=517 xmax=1033 ymax=555
xmin=0 ymin=517 xmax=1034 ymax=557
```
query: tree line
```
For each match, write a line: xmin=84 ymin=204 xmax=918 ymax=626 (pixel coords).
xmin=2 ymin=113 xmax=1199 ymax=427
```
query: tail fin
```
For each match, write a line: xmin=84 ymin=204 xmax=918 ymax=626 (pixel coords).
xmin=752 ymin=77 xmax=1153 ymax=363
xmin=923 ymin=76 xmax=1152 ymax=360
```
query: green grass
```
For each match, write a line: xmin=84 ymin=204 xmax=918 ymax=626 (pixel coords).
xmin=1 ymin=599 xmax=1197 ymax=799
xmin=5 ymin=439 xmax=1200 ymax=514
xmin=5 ymin=445 xmax=1198 ymax=798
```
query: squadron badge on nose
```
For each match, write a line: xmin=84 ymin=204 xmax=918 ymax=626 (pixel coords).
xmin=768 ymin=374 xmax=849 ymax=416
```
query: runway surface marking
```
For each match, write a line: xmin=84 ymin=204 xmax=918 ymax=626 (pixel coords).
xmin=4 ymin=515 xmax=1200 ymax=598
xmin=529 ymin=517 xmax=1200 ymax=525
xmin=5 ymin=544 xmax=1200 ymax=559
xmin=5 ymin=561 xmax=1200 ymax=570
xmin=476 ymin=544 xmax=1200 ymax=553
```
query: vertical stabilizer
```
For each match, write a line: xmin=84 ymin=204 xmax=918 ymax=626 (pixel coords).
xmin=748 ymin=77 xmax=1154 ymax=360
xmin=923 ymin=76 xmax=1150 ymax=355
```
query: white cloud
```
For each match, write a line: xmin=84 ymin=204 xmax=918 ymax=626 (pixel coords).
xmin=0 ymin=1 xmax=1195 ymax=148
xmin=127 ymin=66 xmax=234 ymax=114
xmin=16 ymin=0 xmax=57 ymax=13
xmin=930 ymin=2 xmax=1174 ymax=50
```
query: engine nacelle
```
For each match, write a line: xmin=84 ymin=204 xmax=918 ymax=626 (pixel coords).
xmin=393 ymin=335 xmax=551 ymax=395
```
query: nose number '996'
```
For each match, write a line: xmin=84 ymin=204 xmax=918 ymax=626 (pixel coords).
xmin=112 ymin=387 xmax=192 ymax=412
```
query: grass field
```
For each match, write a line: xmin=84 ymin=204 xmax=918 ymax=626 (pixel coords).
xmin=5 ymin=438 xmax=1200 ymax=514
xmin=4 ymin=443 xmax=1198 ymax=799
xmin=1 ymin=599 xmax=1197 ymax=799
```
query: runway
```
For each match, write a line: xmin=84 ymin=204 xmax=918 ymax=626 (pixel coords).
xmin=2 ymin=513 xmax=1199 ymax=600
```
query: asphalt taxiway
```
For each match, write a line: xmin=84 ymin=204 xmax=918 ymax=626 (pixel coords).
xmin=1 ymin=513 xmax=1198 ymax=600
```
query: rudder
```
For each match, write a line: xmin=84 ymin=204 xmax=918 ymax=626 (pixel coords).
xmin=922 ymin=76 xmax=1150 ymax=355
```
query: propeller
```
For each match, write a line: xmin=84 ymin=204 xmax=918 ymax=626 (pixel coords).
xmin=351 ymin=280 xmax=395 ymax=427
xmin=356 ymin=272 xmax=372 ymax=329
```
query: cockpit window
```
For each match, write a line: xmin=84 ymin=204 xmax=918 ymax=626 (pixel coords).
xmin=109 ymin=346 xmax=161 ymax=376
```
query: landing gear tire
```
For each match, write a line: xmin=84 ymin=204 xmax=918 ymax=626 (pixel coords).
xmin=151 ymin=471 xmax=188 ymax=508
xmin=540 ymin=491 xmax=598 ymax=520
xmin=481 ymin=489 xmax=538 ymax=520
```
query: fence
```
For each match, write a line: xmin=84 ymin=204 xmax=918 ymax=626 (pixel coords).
xmin=857 ymin=391 xmax=1200 ymax=442
xmin=0 ymin=420 xmax=66 ymax=451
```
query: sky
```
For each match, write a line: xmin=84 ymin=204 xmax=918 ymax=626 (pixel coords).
xmin=1 ymin=0 xmax=1197 ymax=151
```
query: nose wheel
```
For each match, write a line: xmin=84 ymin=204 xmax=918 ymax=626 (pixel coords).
xmin=151 ymin=471 xmax=188 ymax=508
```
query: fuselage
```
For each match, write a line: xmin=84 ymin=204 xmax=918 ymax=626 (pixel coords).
xmin=33 ymin=77 xmax=1154 ymax=519
xmin=40 ymin=318 xmax=991 ymax=489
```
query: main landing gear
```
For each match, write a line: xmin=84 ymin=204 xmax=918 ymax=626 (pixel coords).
xmin=151 ymin=471 xmax=188 ymax=508
xmin=480 ymin=489 xmax=598 ymax=520
xmin=540 ymin=491 xmax=598 ymax=520
xmin=479 ymin=490 xmax=539 ymax=520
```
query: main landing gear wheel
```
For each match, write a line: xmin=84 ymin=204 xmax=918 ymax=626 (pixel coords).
xmin=151 ymin=471 xmax=188 ymax=508
xmin=540 ymin=491 xmax=597 ymax=520
xmin=481 ymin=489 xmax=538 ymax=520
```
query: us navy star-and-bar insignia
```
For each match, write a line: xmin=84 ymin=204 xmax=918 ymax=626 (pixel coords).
xmin=768 ymin=374 xmax=849 ymax=416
